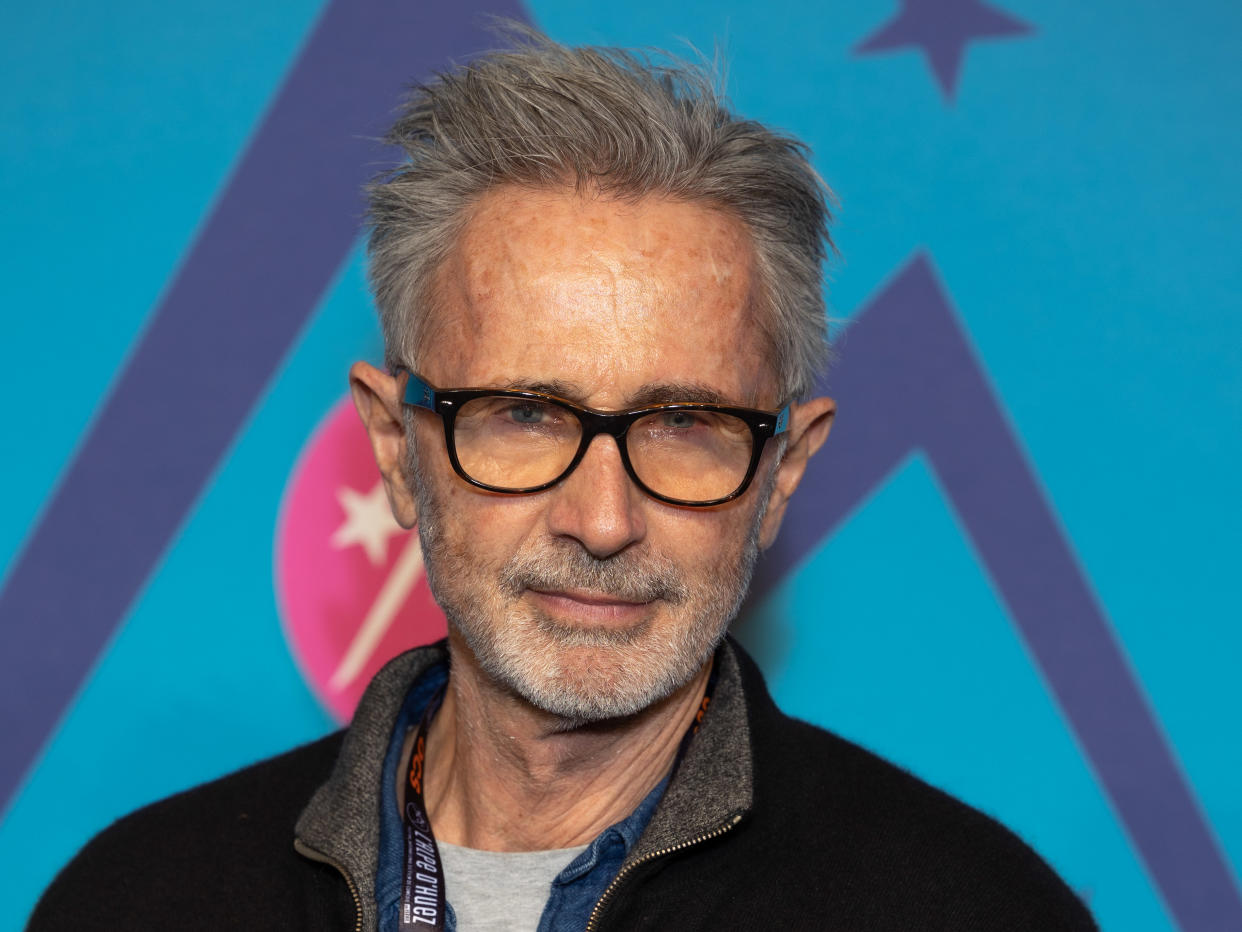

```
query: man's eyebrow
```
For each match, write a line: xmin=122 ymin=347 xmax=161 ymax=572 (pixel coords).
xmin=502 ymin=377 xmax=587 ymax=400
xmin=496 ymin=378 xmax=742 ymax=408
xmin=626 ymin=382 xmax=735 ymax=407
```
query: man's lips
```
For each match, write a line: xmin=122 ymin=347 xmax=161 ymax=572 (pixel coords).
xmin=526 ymin=588 xmax=657 ymax=622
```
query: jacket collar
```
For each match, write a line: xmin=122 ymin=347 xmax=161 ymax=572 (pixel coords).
xmin=295 ymin=642 xmax=449 ymax=932
xmin=294 ymin=638 xmax=754 ymax=928
xmin=624 ymin=640 xmax=754 ymax=864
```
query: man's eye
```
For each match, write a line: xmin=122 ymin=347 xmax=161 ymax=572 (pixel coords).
xmin=507 ymin=403 xmax=547 ymax=424
xmin=662 ymin=411 xmax=699 ymax=429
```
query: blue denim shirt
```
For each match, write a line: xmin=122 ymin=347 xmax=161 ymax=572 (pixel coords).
xmin=376 ymin=663 xmax=667 ymax=932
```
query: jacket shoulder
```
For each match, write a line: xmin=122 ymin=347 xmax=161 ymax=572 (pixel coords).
xmin=734 ymin=646 xmax=1097 ymax=929
xmin=28 ymin=732 xmax=351 ymax=931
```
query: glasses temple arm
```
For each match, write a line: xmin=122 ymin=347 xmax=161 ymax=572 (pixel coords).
xmin=774 ymin=405 xmax=790 ymax=435
xmin=400 ymin=368 xmax=438 ymax=411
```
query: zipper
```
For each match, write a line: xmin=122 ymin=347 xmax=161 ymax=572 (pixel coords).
xmin=583 ymin=812 xmax=744 ymax=932
xmin=294 ymin=837 xmax=364 ymax=932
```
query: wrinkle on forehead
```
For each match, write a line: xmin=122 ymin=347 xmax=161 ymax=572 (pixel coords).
xmin=422 ymin=184 xmax=776 ymax=407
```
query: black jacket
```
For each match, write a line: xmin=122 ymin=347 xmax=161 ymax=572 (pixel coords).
xmin=30 ymin=640 xmax=1095 ymax=930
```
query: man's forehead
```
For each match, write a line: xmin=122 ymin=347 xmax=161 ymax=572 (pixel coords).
xmin=458 ymin=184 xmax=752 ymax=260
xmin=419 ymin=185 xmax=778 ymax=405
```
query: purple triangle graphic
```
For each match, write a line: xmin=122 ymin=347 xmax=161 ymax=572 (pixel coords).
xmin=0 ymin=0 xmax=530 ymax=814
xmin=748 ymin=253 xmax=1242 ymax=931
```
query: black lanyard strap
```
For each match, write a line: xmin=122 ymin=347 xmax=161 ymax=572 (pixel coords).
xmin=400 ymin=688 xmax=447 ymax=928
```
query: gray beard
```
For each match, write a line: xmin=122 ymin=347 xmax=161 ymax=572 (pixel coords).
xmin=407 ymin=431 xmax=769 ymax=723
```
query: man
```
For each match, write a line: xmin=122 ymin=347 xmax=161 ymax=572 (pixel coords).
xmin=32 ymin=33 xmax=1095 ymax=931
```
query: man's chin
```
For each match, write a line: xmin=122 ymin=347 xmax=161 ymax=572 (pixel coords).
xmin=532 ymin=612 xmax=654 ymax=648
xmin=472 ymin=620 xmax=701 ymax=723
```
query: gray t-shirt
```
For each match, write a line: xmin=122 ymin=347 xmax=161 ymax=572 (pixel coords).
xmin=438 ymin=841 xmax=589 ymax=931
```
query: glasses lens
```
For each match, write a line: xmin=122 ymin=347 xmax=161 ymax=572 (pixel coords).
xmin=453 ymin=395 xmax=582 ymax=489
xmin=628 ymin=409 xmax=754 ymax=502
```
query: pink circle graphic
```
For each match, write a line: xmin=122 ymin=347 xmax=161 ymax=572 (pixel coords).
xmin=275 ymin=397 xmax=446 ymax=722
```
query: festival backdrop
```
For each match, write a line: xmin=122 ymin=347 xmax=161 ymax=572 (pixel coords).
xmin=2 ymin=1 xmax=1239 ymax=929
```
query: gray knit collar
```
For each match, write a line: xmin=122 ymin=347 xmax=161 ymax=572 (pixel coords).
xmin=295 ymin=643 xmax=448 ymax=932
xmin=624 ymin=641 xmax=754 ymax=864
xmin=294 ymin=639 xmax=753 ymax=931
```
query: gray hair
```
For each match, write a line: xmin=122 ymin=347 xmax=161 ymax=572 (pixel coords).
xmin=367 ymin=30 xmax=835 ymax=400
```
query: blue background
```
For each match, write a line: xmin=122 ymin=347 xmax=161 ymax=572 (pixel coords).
xmin=2 ymin=1 xmax=1240 ymax=929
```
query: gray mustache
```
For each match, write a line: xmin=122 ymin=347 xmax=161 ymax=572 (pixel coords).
xmin=499 ymin=545 xmax=689 ymax=605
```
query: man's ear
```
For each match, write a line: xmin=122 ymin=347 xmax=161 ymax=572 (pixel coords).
xmin=757 ymin=396 xmax=836 ymax=550
xmin=349 ymin=361 xmax=419 ymax=529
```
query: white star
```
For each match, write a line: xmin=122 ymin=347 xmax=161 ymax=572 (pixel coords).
xmin=331 ymin=480 xmax=404 ymax=566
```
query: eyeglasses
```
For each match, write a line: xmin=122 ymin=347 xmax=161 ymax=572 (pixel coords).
xmin=398 ymin=369 xmax=789 ymax=507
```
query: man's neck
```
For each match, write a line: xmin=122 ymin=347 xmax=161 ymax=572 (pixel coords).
xmin=417 ymin=634 xmax=711 ymax=852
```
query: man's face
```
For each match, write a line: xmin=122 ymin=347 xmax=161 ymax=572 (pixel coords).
xmin=408 ymin=186 xmax=782 ymax=721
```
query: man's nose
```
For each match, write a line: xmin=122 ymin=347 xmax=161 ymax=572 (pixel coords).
xmin=545 ymin=433 xmax=647 ymax=558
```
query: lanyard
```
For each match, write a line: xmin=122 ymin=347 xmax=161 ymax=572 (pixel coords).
xmin=399 ymin=688 xmax=447 ymax=928
xmin=399 ymin=665 xmax=718 ymax=930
